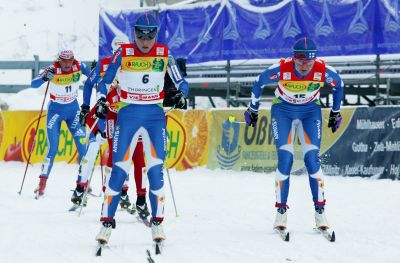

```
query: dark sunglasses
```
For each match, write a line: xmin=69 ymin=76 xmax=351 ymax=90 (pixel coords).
xmin=135 ymin=27 xmax=157 ymax=40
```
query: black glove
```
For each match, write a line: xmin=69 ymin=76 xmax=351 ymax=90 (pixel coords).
xmin=244 ymin=107 xmax=258 ymax=127
xmin=95 ymin=97 xmax=108 ymax=119
xmin=91 ymin=60 xmax=97 ymax=70
xmin=79 ymin=104 xmax=90 ymax=126
xmin=42 ymin=67 xmax=55 ymax=81
xmin=171 ymin=91 xmax=186 ymax=109
xmin=328 ymin=110 xmax=342 ymax=133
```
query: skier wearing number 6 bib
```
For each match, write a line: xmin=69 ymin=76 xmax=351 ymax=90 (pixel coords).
xmin=244 ymin=37 xmax=343 ymax=235
xmin=31 ymin=48 xmax=91 ymax=199
xmin=95 ymin=13 xmax=189 ymax=246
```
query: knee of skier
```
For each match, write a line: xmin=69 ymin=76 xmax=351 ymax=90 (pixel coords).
xmin=304 ymin=150 xmax=320 ymax=174
xmin=106 ymin=167 xmax=128 ymax=193
xmin=277 ymin=149 xmax=293 ymax=175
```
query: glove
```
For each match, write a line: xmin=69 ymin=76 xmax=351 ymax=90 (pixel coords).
xmin=244 ymin=107 xmax=258 ymax=127
xmin=42 ymin=67 xmax=55 ymax=81
xmin=91 ymin=60 xmax=97 ymax=70
xmin=95 ymin=97 xmax=108 ymax=119
xmin=171 ymin=91 xmax=186 ymax=109
xmin=79 ymin=104 xmax=90 ymax=126
xmin=328 ymin=110 xmax=342 ymax=133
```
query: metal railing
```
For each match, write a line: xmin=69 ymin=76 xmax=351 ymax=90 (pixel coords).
xmin=1 ymin=55 xmax=400 ymax=108
xmin=0 ymin=56 xmax=94 ymax=93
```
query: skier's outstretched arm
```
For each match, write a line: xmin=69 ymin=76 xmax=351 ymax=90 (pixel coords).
xmin=325 ymin=65 xmax=344 ymax=112
xmin=249 ymin=64 xmax=280 ymax=111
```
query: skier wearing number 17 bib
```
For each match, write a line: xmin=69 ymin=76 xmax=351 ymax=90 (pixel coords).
xmin=244 ymin=37 xmax=343 ymax=240
xmin=94 ymin=13 xmax=189 ymax=249
xmin=31 ymin=48 xmax=91 ymax=198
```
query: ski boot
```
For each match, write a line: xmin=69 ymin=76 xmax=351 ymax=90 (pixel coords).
xmin=119 ymin=188 xmax=131 ymax=209
xmin=71 ymin=182 xmax=88 ymax=206
xmin=96 ymin=219 xmax=116 ymax=244
xmin=273 ymin=206 xmax=287 ymax=229
xmin=34 ymin=175 xmax=47 ymax=199
xmin=150 ymin=218 xmax=165 ymax=255
xmin=315 ymin=207 xmax=330 ymax=230
xmin=150 ymin=218 xmax=166 ymax=241
xmin=136 ymin=196 xmax=150 ymax=226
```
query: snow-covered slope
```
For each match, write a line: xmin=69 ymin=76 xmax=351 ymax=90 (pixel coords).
xmin=2 ymin=162 xmax=400 ymax=262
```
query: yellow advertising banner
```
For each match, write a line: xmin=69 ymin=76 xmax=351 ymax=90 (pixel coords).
xmin=206 ymin=108 xmax=355 ymax=172
xmin=0 ymin=111 xmax=79 ymax=164
xmin=165 ymin=109 xmax=210 ymax=170
xmin=0 ymin=110 xmax=211 ymax=171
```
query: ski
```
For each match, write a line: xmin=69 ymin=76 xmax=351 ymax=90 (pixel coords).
xmin=314 ymin=227 xmax=335 ymax=242
xmin=137 ymin=215 xmax=151 ymax=227
xmin=136 ymin=204 xmax=151 ymax=227
xmin=123 ymin=207 xmax=136 ymax=215
xmin=68 ymin=204 xmax=80 ymax=212
xmin=274 ymin=227 xmax=290 ymax=242
xmin=68 ymin=198 xmax=87 ymax=212
xmin=95 ymin=240 xmax=106 ymax=257
xmin=146 ymin=249 xmax=155 ymax=263
xmin=70 ymin=189 xmax=100 ymax=198
xmin=154 ymin=239 xmax=164 ymax=255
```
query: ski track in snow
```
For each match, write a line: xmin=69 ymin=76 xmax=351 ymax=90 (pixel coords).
xmin=1 ymin=162 xmax=400 ymax=262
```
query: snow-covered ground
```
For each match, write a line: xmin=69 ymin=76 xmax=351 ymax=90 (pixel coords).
xmin=2 ymin=162 xmax=400 ymax=262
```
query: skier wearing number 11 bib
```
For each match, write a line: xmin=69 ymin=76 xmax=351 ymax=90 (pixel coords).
xmin=31 ymin=48 xmax=91 ymax=199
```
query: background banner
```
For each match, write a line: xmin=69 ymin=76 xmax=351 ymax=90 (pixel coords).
xmin=0 ymin=111 xmax=79 ymax=164
xmin=99 ymin=0 xmax=400 ymax=63
xmin=206 ymin=107 xmax=400 ymax=180
xmin=2 ymin=107 xmax=399 ymax=179
xmin=206 ymin=108 xmax=354 ymax=173
xmin=0 ymin=110 xmax=210 ymax=170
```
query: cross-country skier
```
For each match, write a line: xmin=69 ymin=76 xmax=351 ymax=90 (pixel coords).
xmin=70 ymin=35 xmax=147 ymax=214
xmin=244 ymin=37 xmax=343 ymax=233
xmin=31 ymin=48 xmax=91 ymax=198
xmin=94 ymin=13 xmax=189 ymax=247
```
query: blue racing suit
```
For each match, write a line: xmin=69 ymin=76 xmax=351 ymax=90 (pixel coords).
xmin=98 ymin=43 xmax=189 ymax=222
xmin=31 ymin=61 xmax=90 ymax=178
xmin=249 ymin=58 xmax=343 ymax=209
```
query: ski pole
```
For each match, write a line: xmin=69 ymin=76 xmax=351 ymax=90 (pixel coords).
xmin=164 ymin=105 xmax=176 ymax=116
xmin=228 ymin=115 xmax=247 ymax=124
xmin=18 ymin=81 xmax=50 ymax=195
xmin=165 ymin=168 xmax=179 ymax=217
xmin=78 ymin=149 xmax=100 ymax=217
xmin=99 ymin=147 xmax=104 ymax=197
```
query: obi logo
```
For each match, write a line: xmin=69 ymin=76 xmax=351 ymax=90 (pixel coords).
xmin=216 ymin=120 xmax=241 ymax=170
xmin=53 ymin=74 xmax=73 ymax=85
xmin=165 ymin=115 xmax=186 ymax=168
xmin=22 ymin=113 xmax=78 ymax=164
xmin=152 ymin=58 xmax=165 ymax=72
xmin=284 ymin=82 xmax=306 ymax=92
xmin=125 ymin=59 xmax=151 ymax=71
xmin=307 ymin=82 xmax=320 ymax=92
xmin=72 ymin=72 xmax=81 ymax=82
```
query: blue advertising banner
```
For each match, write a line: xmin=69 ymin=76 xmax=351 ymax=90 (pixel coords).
xmin=99 ymin=0 xmax=400 ymax=63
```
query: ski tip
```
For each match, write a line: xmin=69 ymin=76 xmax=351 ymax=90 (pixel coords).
xmin=155 ymin=244 xmax=161 ymax=255
xmin=95 ymin=247 xmax=102 ymax=257
xmin=330 ymin=231 xmax=336 ymax=242
xmin=285 ymin=232 xmax=290 ymax=242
